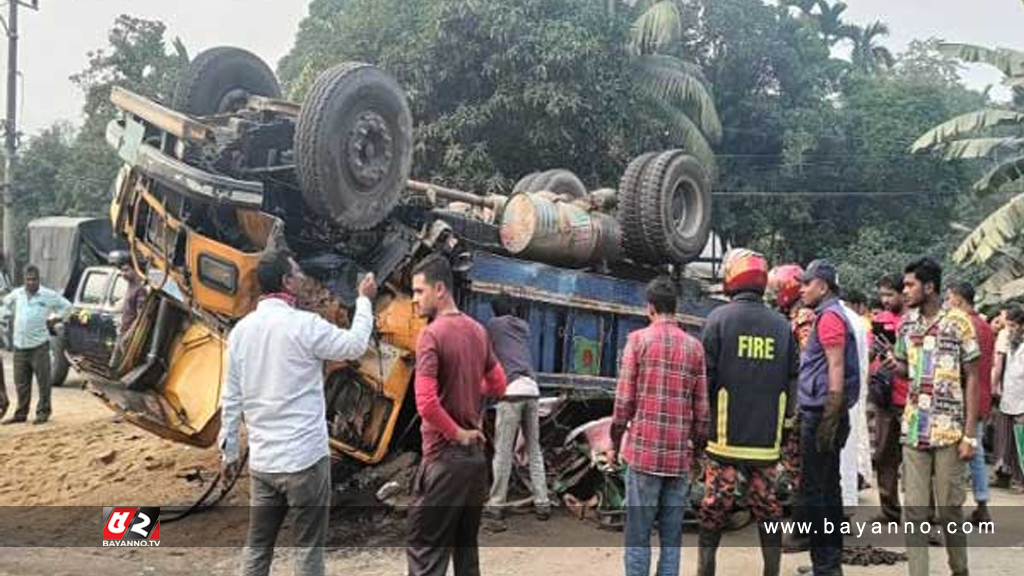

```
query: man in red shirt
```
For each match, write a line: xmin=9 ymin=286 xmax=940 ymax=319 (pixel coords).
xmin=797 ymin=260 xmax=859 ymax=576
xmin=946 ymin=280 xmax=994 ymax=523
xmin=406 ymin=254 xmax=507 ymax=576
xmin=611 ymin=276 xmax=709 ymax=576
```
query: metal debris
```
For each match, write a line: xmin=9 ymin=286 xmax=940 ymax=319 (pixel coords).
xmin=842 ymin=546 xmax=907 ymax=566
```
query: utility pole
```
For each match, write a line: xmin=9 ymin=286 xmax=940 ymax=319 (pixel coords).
xmin=1 ymin=0 xmax=38 ymax=282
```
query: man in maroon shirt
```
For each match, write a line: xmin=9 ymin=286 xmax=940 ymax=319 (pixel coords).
xmin=407 ymin=254 xmax=507 ymax=576
xmin=611 ymin=276 xmax=709 ymax=576
xmin=947 ymin=280 xmax=994 ymax=523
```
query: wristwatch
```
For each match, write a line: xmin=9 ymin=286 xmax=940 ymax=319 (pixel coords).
xmin=961 ymin=436 xmax=978 ymax=448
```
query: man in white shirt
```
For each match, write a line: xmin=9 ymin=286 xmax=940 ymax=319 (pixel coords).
xmin=839 ymin=292 xmax=870 ymax=509
xmin=219 ymin=249 xmax=377 ymax=576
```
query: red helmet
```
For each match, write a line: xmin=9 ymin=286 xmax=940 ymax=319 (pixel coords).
xmin=723 ymin=248 xmax=769 ymax=296
xmin=768 ymin=264 xmax=804 ymax=310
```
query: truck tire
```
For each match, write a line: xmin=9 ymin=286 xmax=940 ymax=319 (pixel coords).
xmin=295 ymin=62 xmax=412 ymax=230
xmin=617 ymin=152 xmax=661 ymax=264
xmin=172 ymin=47 xmax=282 ymax=116
xmin=513 ymin=169 xmax=587 ymax=198
xmin=512 ymin=172 xmax=543 ymax=195
xmin=531 ymin=169 xmax=587 ymax=198
xmin=50 ymin=337 xmax=70 ymax=388
xmin=638 ymin=151 xmax=712 ymax=265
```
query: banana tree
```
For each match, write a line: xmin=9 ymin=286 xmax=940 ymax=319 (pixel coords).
xmin=912 ymin=29 xmax=1024 ymax=275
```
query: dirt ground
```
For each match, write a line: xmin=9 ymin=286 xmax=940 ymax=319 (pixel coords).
xmin=1 ymin=351 xmax=1022 ymax=576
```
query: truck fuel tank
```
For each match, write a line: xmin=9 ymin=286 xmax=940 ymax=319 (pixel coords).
xmin=499 ymin=192 xmax=623 ymax=268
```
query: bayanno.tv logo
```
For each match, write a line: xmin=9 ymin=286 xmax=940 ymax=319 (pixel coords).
xmin=102 ymin=507 xmax=161 ymax=547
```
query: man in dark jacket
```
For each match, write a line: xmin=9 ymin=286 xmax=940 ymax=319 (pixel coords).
xmin=698 ymin=249 xmax=799 ymax=576
xmin=797 ymin=259 xmax=860 ymax=576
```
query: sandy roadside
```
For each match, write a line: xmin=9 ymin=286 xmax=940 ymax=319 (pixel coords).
xmin=0 ymin=352 xmax=1021 ymax=576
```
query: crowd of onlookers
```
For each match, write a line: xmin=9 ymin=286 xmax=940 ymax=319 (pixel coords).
xmin=612 ymin=251 xmax=1020 ymax=576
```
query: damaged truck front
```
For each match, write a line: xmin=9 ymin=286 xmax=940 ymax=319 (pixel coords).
xmin=77 ymin=47 xmax=725 ymax=515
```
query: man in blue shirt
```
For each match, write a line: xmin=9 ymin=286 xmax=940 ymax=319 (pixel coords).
xmin=1 ymin=265 xmax=72 ymax=424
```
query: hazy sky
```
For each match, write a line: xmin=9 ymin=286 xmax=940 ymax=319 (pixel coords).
xmin=4 ymin=0 xmax=1024 ymax=136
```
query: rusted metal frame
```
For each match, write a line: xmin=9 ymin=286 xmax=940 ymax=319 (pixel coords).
xmin=110 ymin=86 xmax=214 ymax=142
xmin=245 ymin=95 xmax=300 ymax=116
xmin=468 ymin=279 xmax=706 ymax=327
xmin=133 ymin=144 xmax=265 ymax=208
xmin=109 ymin=87 xmax=264 ymax=207
xmin=408 ymin=179 xmax=499 ymax=208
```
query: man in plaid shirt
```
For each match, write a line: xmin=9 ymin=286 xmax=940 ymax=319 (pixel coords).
xmin=611 ymin=276 xmax=710 ymax=576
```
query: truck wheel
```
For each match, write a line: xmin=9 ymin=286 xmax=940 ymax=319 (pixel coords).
xmin=638 ymin=152 xmax=712 ymax=264
xmin=513 ymin=169 xmax=587 ymax=198
xmin=295 ymin=63 xmax=412 ymax=230
xmin=50 ymin=337 xmax=70 ymax=388
xmin=172 ymin=47 xmax=282 ymax=116
xmin=512 ymin=172 xmax=543 ymax=195
xmin=531 ymin=169 xmax=587 ymax=198
xmin=617 ymin=152 xmax=660 ymax=264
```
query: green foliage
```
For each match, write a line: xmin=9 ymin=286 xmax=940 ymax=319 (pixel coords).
xmin=703 ymin=10 xmax=985 ymax=290
xmin=3 ymin=0 xmax=998 ymax=299
xmin=278 ymin=0 xmax=719 ymax=190
xmin=10 ymin=15 xmax=188 ymax=267
xmin=913 ymin=25 xmax=1024 ymax=286
xmin=10 ymin=125 xmax=75 ymax=266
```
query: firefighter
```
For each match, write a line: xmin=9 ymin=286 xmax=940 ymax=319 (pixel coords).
xmin=767 ymin=264 xmax=813 ymax=551
xmin=698 ymin=249 xmax=799 ymax=576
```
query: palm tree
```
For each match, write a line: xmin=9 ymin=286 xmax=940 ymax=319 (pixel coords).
xmin=849 ymin=21 xmax=895 ymax=74
xmin=620 ymin=1 xmax=722 ymax=171
xmin=814 ymin=1 xmax=858 ymax=47
xmin=912 ymin=10 xmax=1024 ymax=284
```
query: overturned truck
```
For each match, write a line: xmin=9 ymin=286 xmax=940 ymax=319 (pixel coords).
xmin=73 ymin=47 xmax=726 ymax=520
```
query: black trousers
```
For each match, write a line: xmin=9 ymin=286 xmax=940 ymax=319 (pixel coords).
xmin=12 ymin=344 xmax=51 ymax=421
xmin=799 ymin=409 xmax=850 ymax=576
xmin=407 ymin=444 xmax=488 ymax=576
xmin=873 ymin=403 xmax=904 ymax=520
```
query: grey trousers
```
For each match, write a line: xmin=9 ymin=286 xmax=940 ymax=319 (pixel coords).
xmin=12 ymin=344 xmax=51 ymax=421
xmin=241 ymin=456 xmax=331 ymax=576
xmin=903 ymin=445 xmax=969 ymax=576
xmin=487 ymin=398 xmax=550 ymax=508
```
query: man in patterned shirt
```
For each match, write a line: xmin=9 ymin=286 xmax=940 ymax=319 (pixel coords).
xmin=886 ymin=257 xmax=979 ymax=576
xmin=611 ymin=276 xmax=710 ymax=576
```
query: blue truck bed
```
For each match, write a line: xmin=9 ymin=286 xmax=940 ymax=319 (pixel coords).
xmin=457 ymin=251 xmax=721 ymax=392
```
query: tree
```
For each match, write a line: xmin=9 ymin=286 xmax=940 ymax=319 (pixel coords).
xmin=849 ymin=21 xmax=895 ymax=74
xmin=627 ymin=1 xmax=722 ymax=169
xmin=279 ymin=0 xmax=719 ymax=190
xmin=813 ymin=1 xmax=857 ymax=48
xmin=9 ymin=15 xmax=189 ymax=268
xmin=62 ymin=15 xmax=188 ymax=215
xmin=9 ymin=125 xmax=75 ymax=266
xmin=689 ymin=2 xmax=983 ymax=288
xmin=911 ymin=25 xmax=1024 ymax=279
